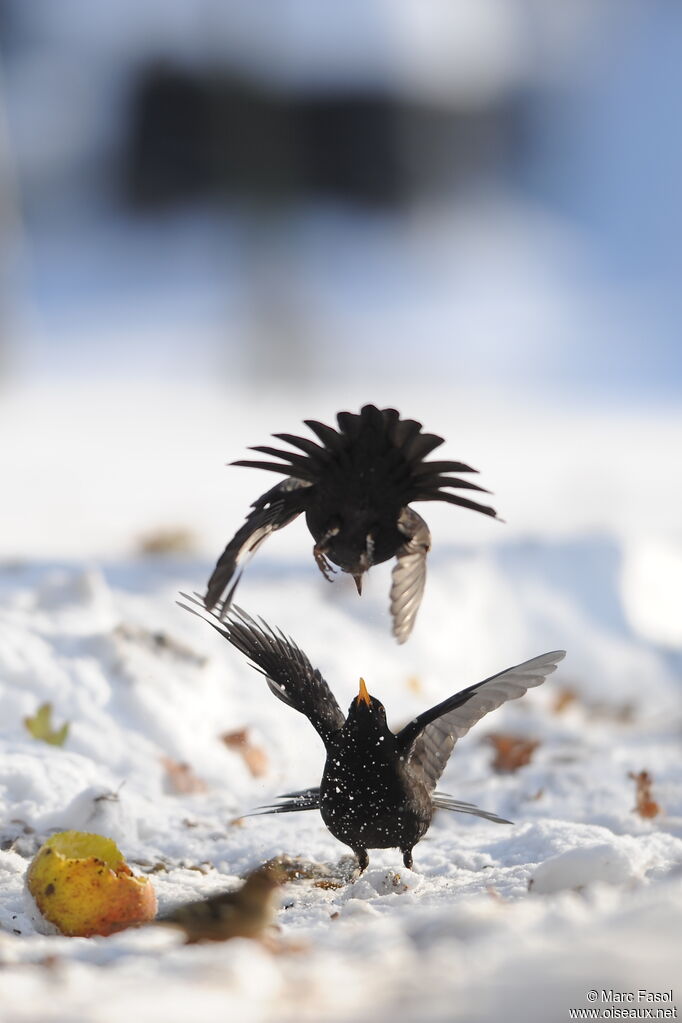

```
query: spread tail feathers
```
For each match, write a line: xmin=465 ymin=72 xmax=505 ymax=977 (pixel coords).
xmin=245 ymin=787 xmax=322 ymax=816
xmin=244 ymin=786 xmax=511 ymax=825
xmin=431 ymin=792 xmax=513 ymax=825
xmin=231 ymin=405 xmax=497 ymax=520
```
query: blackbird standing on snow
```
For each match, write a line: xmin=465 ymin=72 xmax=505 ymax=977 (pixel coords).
xmin=204 ymin=404 xmax=499 ymax=643
xmin=180 ymin=596 xmax=565 ymax=873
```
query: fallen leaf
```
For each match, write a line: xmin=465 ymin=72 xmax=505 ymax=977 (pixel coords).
xmin=136 ymin=527 xmax=196 ymax=556
xmin=161 ymin=756 xmax=207 ymax=795
xmin=592 ymin=701 xmax=636 ymax=724
xmin=486 ymin=733 xmax=539 ymax=773
xmin=545 ymin=678 xmax=637 ymax=724
xmin=486 ymin=885 xmax=505 ymax=902
xmin=260 ymin=854 xmax=355 ymax=886
xmin=406 ymin=675 xmax=423 ymax=695
xmin=628 ymin=770 xmax=661 ymax=819
xmin=221 ymin=728 xmax=269 ymax=778
xmin=552 ymin=687 xmax=578 ymax=714
xmin=24 ymin=703 xmax=69 ymax=747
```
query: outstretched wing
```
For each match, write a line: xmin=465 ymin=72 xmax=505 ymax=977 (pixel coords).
xmin=204 ymin=478 xmax=310 ymax=614
xmin=398 ymin=650 xmax=566 ymax=790
xmin=178 ymin=598 xmax=345 ymax=745
xmin=390 ymin=507 xmax=431 ymax=644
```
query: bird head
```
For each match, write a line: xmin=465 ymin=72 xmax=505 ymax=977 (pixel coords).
xmin=345 ymin=677 xmax=389 ymax=736
xmin=323 ymin=533 xmax=375 ymax=593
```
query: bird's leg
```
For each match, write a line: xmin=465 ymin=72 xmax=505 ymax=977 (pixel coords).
xmin=402 ymin=849 xmax=413 ymax=870
xmin=355 ymin=849 xmax=369 ymax=874
xmin=313 ymin=546 xmax=336 ymax=582
xmin=313 ymin=527 xmax=339 ymax=583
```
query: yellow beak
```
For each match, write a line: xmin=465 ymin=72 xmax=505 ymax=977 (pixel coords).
xmin=357 ymin=677 xmax=371 ymax=707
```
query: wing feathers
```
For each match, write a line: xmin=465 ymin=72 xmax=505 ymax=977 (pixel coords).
xmin=181 ymin=600 xmax=345 ymax=744
xmin=204 ymin=478 xmax=308 ymax=610
xmin=401 ymin=651 xmax=566 ymax=789
xmin=390 ymin=508 xmax=431 ymax=643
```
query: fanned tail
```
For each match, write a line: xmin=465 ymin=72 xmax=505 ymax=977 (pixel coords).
xmin=229 ymin=406 xmax=498 ymax=522
xmin=431 ymin=792 xmax=513 ymax=825
xmin=245 ymin=787 xmax=321 ymax=816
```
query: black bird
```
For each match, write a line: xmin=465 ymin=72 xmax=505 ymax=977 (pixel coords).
xmin=204 ymin=404 xmax=499 ymax=643
xmin=180 ymin=596 xmax=565 ymax=873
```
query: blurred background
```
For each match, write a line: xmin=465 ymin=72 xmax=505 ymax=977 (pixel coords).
xmin=0 ymin=0 xmax=680 ymax=587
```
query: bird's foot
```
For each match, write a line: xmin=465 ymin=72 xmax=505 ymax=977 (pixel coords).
xmin=402 ymin=849 xmax=414 ymax=870
xmin=313 ymin=546 xmax=337 ymax=582
xmin=355 ymin=849 xmax=369 ymax=874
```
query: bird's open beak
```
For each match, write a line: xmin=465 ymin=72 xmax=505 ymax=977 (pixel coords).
xmin=356 ymin=677 xmax=371 ymax=707
xmin=353 ymin=574 xmax=363 ymax=596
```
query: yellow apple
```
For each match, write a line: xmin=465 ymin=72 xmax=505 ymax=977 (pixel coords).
xmin=27 ymin=831 xmax=157 ymax=937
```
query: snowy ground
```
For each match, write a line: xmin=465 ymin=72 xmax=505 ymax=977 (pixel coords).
xmin=1 ymin=384 xmax=681 ymax=1022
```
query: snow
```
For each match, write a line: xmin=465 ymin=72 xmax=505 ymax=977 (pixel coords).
xmin=1 ymin=384 xmax=681 ymax=1022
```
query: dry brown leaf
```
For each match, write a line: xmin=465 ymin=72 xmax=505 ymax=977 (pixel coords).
xmin=486 ymin=885 xmax=506 ymax=902
xmin=549 ymin=684 xmax=636 ymax=724
xmin=486 ymin=733 xmax=539 ymax=773
xmin=406 ymin=675 xmax=423 ymax=695
xmin=628 ymin=770 xmax=661 ymax=819
xmin=161 ymin=756 xmax=207 ymax=795
xmin=222 ymin=728 xmax=269 ymax=778
xmin=552 ymin=687 xmax=578 ymax=714
xmin=592 ymin=701 xmax=636 ymax=724
xmin=136 ymin=527 xmax=196 ymax=556
xmin=260 ymin=854 xmax=354 ymax=886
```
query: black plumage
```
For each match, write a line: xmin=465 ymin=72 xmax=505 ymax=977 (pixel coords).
xmin=180 ymin=596 xmax=565 ymax=873
xmin=204 ymin=404 xmax=499 ymax=643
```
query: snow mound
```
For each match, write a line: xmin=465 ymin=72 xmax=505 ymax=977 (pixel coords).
xmin=1 ymin=537 xmax=681 ymax=1021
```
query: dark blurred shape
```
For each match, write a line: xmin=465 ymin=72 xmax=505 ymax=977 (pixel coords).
xmin=126 ymin=64 xmax=212 ymax=208
xmin=125 ymin=65 xmax=402 ymax=208
xmin=0 ymin=0 xmax=18 ymax=56
xmin=124 ymin=63 xmax=518 ymax=209
xmin=298 ymin=95 xmax=400 ymax=205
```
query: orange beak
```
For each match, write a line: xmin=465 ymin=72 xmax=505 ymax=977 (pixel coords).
xmin=357 ymin=677 xmax=371 ymax=707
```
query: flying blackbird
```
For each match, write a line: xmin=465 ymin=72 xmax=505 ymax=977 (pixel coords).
xmin=180 ymin=596 xmax=565 ymax=873
xmin=204 ymin=404 xmax=499 ymax=643
xmin=158 ymin=864 xmax=282 ymax=943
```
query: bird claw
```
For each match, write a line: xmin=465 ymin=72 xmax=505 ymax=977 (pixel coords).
xmin=313 ymin=546 xmax=337 ymax=582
